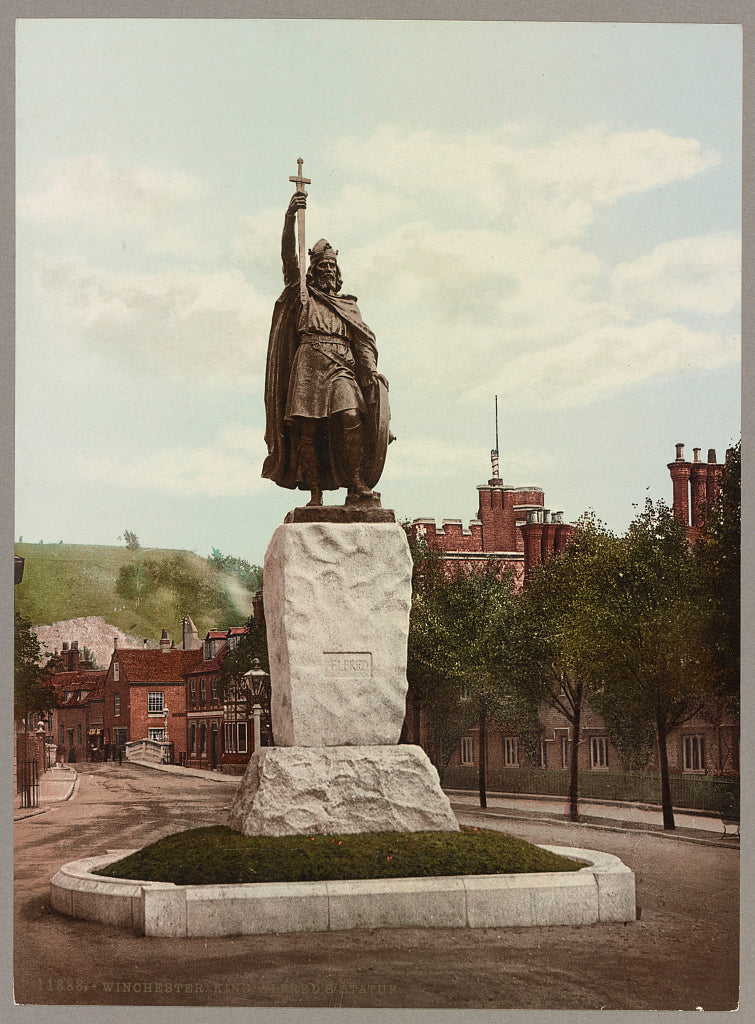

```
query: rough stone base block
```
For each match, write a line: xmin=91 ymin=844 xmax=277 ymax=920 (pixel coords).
xmin=227 ymin=745 xmax=460 ymax=836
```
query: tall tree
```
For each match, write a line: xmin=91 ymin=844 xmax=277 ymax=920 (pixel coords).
xmin=405 ymin=531 xmax=521 ymax=806
xmin=510 ymin=514 xmax=612 ymax=821
xmin=577 ymin=500 xmax=713 ymax=830
xmin=218 ymin=614 xmax=273 ymax=746
xmin=14 ymin=612 xmax=57 ymax=730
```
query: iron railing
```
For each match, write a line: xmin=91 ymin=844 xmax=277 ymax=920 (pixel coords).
xmin=18 ymin=759 xmax=39 ymax=809
xmin=440 ymin=765 xmax=739 ymax=814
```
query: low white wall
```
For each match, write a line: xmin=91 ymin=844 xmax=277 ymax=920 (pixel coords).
xmin=50 ymin=846 xmax=636 ymax=938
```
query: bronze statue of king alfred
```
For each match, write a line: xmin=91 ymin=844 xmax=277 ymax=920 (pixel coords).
xmin=262 ymin=160 xmax=391 ymax=510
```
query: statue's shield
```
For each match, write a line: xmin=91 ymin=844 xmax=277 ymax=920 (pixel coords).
xmin=362 ymin=377 xmax=392 ymax=490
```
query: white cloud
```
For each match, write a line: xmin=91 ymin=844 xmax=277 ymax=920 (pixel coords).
xmin=82 ymin=427 xmax=269 ymax=497
xmin=612 ymin=233 xmax=741 ymax=317
xmin=34 ymin=256 xmax=271 ymax=382
xmin=332 ymin=123 xmax=721 ymax=236
xmin=19 ymin=154 xmax=201 ymax=230
xmin=474 ymin=319 xmax=739 ymax=409
xmin=23 ymin=125 xmax=734 ymax=411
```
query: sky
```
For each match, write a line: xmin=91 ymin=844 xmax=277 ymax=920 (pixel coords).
xmin=15 ymin=18 xmax=741 ymax=568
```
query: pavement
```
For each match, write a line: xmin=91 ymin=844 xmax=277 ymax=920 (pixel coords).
xmin=14 ymin=759 xmax=739 ymax=847
xmin=445 ymin=789 xmax=739 ymax=845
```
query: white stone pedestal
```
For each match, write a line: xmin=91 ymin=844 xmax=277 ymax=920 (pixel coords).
xmin=229 ymin=520 xmax=459 ymax=836
xmin=264 ymin=522 xmax=412 ymax=747
xmin=228 ymin=745 xmax=459 ymax=836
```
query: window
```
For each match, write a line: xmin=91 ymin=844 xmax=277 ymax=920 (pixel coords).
xmin=200 ymin=723 xmax=207 ymax=755
xmin=59 ymin=725 xmax=64 ymax=745
xmin=190 ymin=723 xmax=196 ymax=755
xmin=113 ymin=662 xmax=119 ymax=681
xmin=683 ymin=735 xmax=706 ymax=773
xmin=113 ymin=728 xmax=127 ymax=747
xmin=504 ymin=737 xmax=519 ymax=767
xmin=538 ymin=739 xmax=548 ymax=768
xmin=148 ymin=728 xmax=164 ymax=742
xmin=63 ymin=691 xmax=72 ymax=702
xmin=189 ymin=679 xmax=196 ymax=706
xmin=212 ymin=677 xmax=218 ymax=704
xmin=204 ymin=639 xmax=213 ymax=661
xmin=114 ymin=693 xmax=120 ymax=717
xmin=200 ymin=679 xmax=207 ymax=705
xmin=560 ymin=735 xmax=569 ymax=769
xmin=461 ymin=736 xmax=474 ymax=765
xmin=590 ymin=736 xmax=609 ymax=769
xmin=225 ymin=722 xmax=248 ymax=754
xmin=148 ymin=692 xmax=164 ymax=715
xmin=77 ymin=724 xmax=82 ymax=745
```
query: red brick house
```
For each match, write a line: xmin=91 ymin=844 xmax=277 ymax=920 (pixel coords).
xmin=102 ymin=639 xmax=202 ymax=761
xmin=185 ymin=630 xmax=231 ymax=770
xmin=47 ymin=641 xmax=106 ymax=762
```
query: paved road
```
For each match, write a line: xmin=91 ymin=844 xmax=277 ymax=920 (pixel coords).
xmin=12 ymin=761 xmax=740 ymax=1011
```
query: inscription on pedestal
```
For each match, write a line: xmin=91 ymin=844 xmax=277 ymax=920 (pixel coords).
xmin=324 ymin=652 xmax=373 ymax=678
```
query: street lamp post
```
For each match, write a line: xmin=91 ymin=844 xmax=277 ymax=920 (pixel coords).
xmin=244 ymin=658 xmax=270 ymax=753
xmin=163 ymin=706 xmax=170 ymax=763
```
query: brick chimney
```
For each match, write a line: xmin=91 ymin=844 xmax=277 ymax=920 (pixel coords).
xmin=689 ymin=447 xmax=708 ymax=532
xmin=160 ymin=629 xmax=171 ymax=652
xmin=521 ymin=508 xmax=545 ymax=580
xmin=668 ymin=442 xmax=691 ymax=528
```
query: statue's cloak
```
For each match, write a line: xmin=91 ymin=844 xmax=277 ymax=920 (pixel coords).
xmin=262 ymin=282 xmax=378 ymax=490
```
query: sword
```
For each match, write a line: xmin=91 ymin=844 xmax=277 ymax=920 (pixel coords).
xmin=289 ymin=157 xmax=311 ymax=305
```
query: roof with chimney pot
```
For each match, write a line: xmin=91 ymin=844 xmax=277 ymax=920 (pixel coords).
xmin=111 ymin=648 xmax=203 ymax=683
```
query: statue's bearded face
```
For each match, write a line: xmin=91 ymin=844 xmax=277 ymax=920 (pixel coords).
xmin=314 ymin=257 xmax=338 ymax=293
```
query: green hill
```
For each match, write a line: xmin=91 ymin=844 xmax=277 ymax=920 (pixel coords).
xmin=14 ymin=542 xmax=258 ymax=639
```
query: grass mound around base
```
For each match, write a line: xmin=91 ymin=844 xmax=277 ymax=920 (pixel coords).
xmin=95 ymin=825 xmax=584 ymax=885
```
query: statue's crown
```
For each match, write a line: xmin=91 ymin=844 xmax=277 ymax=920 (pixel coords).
xmin=308 ymin=238 xmax=338 ymax=263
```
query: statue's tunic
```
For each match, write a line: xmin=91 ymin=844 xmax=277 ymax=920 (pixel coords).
xmin=284 ymin=294 xmax=368 ymax=421
xmin=262 ymin=215 xmax=379 ymax=492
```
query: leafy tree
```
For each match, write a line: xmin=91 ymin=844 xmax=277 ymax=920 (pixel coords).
xmin=207 ymin=549 xmax=263 ymax=594
xmin=577 ymin=500 xmax=713 ymax=830
xmin=405 ymin=531 xmax=522 ymax=807
xmin=510 ymin=514 xmax=613 ymax=821
xmin=14 ymin=612 xmax=57 ymax=729
xmin=218 ymin=614 xmax=273 ymax=745
xmin=122 ymin=529 xmax=140 ymax=551
xmin=115 ymin=561 xmax=150 ymax=609
xmin=695 ymin=441 xmax=740 ymax=713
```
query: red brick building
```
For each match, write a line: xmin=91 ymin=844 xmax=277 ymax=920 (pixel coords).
xmin=668 ymin=442 xmax=726 ymax=542
xmin=408 ymin=451 xmax=574 ymax=587
xmin=101 ymin=639 xmax=203 ymax=761
xmin=47 ymin=641 xmax=106 ymax=763
xmin=185 ymin=628 xmax=245 ymax=770
xmin=407 ymin=443 xmax=739 ymax=792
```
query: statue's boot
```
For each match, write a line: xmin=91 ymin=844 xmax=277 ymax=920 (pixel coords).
xmin=343 ymin=421 xmax=374 ymax=503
